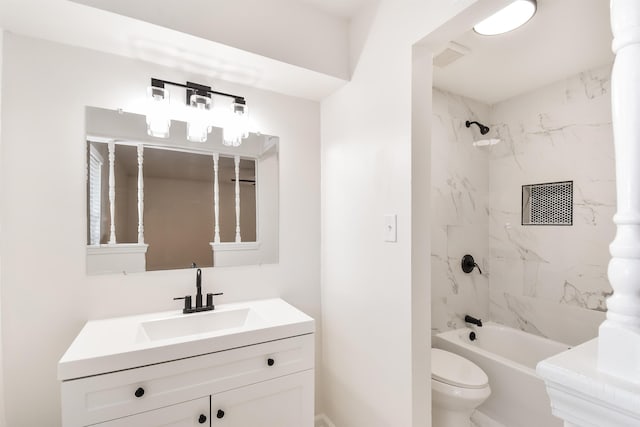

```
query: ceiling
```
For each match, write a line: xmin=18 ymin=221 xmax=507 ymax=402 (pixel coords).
xmin=432 ymin=0 xmax=614 ymax=105
xmin=294 ymin=0 xmax=376 ymax=18
xmin=0 ymin=0 xmax=348 ymax=101
xmin=1 ymin=0 xmax=611 ymax=106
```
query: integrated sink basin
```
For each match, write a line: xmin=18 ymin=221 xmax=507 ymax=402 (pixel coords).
xmin=139 ymin=307 xmax=259 ymax=341
xmin=58 ymin=298 xmax=314 ymax=381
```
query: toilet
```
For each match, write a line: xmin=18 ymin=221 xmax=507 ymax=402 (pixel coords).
xmin=431 ymin=348 xmax=491 ymax=427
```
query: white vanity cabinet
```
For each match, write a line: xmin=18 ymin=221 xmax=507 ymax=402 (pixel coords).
xmin=58 ymin=299 xmax=315 ymax=427
xmin=62 ymin=334 xmax=314 ymax=426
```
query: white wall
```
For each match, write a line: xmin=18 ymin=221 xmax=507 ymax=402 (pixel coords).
xmin=0 ymin=33 xmax=321 ymax=426
xmin=0 ymin=27 xmax=5 ymax=427
xmin=411 ymin=44 xmax=434 ymax=427
xmin=320 ymin=1 xmax=475 ymax=426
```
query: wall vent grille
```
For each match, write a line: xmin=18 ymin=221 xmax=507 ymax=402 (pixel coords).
xmin=433 ymin=42 xmax=471 ymax=68
xmin=522 ymin=181 xmax=573 ymax=226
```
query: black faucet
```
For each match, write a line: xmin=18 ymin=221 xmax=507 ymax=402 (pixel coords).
xmin=464 ymin=314 xmax=483 ymax=327
xmin=174 ymin=268 xmax=223 ymax=314
xmin=195 ymin=268 xmax=203 ymax=308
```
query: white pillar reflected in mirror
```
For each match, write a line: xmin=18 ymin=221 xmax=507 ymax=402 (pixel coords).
xmin=107 ymin=141 xmax=116 ymax=245
xmin=137 ymin=144 xmax=145 ymax=244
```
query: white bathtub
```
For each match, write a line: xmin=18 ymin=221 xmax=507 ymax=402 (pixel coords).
xmin=433 ymin=322 xmax=571 ymax=427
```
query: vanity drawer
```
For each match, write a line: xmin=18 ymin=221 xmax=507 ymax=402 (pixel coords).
xmin=61 ymin=334 xmax=313 ymax=427
xmin=92 ymin=397 xmax=210 ymax=427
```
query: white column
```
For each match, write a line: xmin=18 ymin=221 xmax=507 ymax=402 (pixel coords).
xmin=598 ymin=0 xmax=640 ymax=380
xmin=213 ymin=153 xmax=221 ymax=243
xmin=107 ymin=142 xmax=116 ymax=244
xmin=137 ymin=144 xmax=145 ymax=244
xmin=234 ymin=155 xmax=241 ymax=242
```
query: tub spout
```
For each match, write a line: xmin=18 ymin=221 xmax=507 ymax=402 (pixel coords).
xmin=465 ymin=314 xmax=483 ymax=327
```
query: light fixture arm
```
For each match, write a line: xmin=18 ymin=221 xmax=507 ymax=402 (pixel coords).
xmin=150 ymin=78 xmax=246 ymax=104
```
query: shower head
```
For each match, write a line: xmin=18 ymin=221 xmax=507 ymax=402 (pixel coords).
xmin=466 ymin=120 xmax=490 ymax=135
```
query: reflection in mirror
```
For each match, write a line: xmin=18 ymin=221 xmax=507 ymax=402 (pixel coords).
xmin=85 ymin=107 xmax=278 ymax=274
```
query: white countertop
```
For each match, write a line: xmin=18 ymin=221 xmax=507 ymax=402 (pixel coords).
xmin=58 ymin=298 xmax=314 ymax=381
xmin=537 ymin=338 xmax=640 ymax=426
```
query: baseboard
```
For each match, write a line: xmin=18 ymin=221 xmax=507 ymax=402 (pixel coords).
xmin=315 ymin=413 xmax=337 ymax=427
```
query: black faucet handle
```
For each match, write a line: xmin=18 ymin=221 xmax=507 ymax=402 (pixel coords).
xmin=174 ymin=295 xmax=192 ymax=312
xmin=474 ymin=263 xmax=483 ymax=274
xmin=206 ymin=292 xmax=224 ymax=309
xmin=461 ymin=254 xmax=483 ymax=274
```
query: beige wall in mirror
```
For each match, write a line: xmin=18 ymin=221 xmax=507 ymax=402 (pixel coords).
xmin=85 ymin=107 xmax=278 ymax=274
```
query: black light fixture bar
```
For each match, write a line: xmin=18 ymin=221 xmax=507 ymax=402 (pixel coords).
xmin=150 ymin=78 xmax=246 ymax=104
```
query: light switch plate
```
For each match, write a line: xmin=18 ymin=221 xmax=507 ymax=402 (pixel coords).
xmin=384 ymin=214 xmax=397 ymax=242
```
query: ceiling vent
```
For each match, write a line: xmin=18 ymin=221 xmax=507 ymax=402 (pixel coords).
xmin=433 ymin=42 xmax=471 ymax=68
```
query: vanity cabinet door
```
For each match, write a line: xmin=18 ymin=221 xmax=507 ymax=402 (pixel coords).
xmin=211 ymin=370 xmax=313 ymax=427
xmin=94 ymin=397 xmax=210 ymax=427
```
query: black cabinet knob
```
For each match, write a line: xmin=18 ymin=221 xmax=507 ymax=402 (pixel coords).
xmin=134 ymin=387 xmax=145 ymax=398
xmin=198 ymin=414 xmax=207 ymax=424
xmin=217 ymin=409 xmax=225 ymax=419
xmin=267 ymin=358 xmax=275 ymax=366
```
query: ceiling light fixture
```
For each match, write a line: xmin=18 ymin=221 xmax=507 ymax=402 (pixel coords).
xmin=146 ymin=78 xmax=250 ymax=146
xmin=473 ymin=0 xmax=537 ymax=36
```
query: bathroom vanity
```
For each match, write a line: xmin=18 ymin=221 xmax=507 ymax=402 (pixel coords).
xmin=58 ymin=298 xmax=314 ymax=426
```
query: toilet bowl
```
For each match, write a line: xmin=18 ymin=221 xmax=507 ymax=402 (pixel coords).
xmin=431 ymin=348 xmax=491 ymax=427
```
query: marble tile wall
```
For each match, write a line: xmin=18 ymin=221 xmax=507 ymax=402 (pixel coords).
xmin=432 ymin=64 xmax=615 ymax=345
xmin=431 ymin=89 xmax=491 ymax=334
xmin=488 ymin=64 xmax=614 ymax=346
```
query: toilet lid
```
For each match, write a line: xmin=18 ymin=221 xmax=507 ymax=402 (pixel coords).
xmin=431 ymin=348 xmax=488 ymax=389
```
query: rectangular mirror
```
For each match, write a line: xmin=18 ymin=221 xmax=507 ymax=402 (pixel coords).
xmin=85 ymin=107 xmax=278 ymax=274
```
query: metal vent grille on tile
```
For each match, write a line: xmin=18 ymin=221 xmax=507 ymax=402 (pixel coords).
xmin=522 ymin=181 xmax=573 ymax=226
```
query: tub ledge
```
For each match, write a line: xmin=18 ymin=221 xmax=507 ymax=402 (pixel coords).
xmin=536 ymin=338 xmax=640 ymax=427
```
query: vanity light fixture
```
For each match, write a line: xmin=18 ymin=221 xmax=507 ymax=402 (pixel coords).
xmin=146 ymin=78 xmax=250 ymax=145
xmin=146 ymin=86 xmax=171 ymax=138
xmin=187 ymin=93 xmax=213 ymax=143
xmin=473 ymin=0 xmax=537 ymax=36
xmin=223 ymin=99 xmax=249 ymax=147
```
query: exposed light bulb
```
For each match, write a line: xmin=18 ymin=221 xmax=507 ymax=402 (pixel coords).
xmin=474 ymin=0 xmax=536 ymax=36
xmin=223 ymin=100 xmax=249 ymax=147
xmin=187 ymin=94 xmax=213 ymax=143
xmin=146 ymin=86 xmax=171 ymax=138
